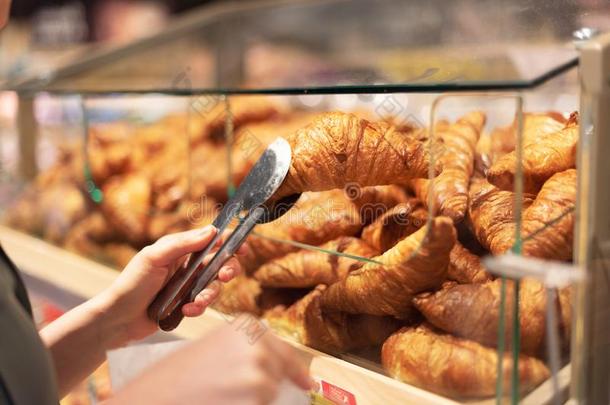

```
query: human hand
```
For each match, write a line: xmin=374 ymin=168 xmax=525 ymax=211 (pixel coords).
xmin=110 ymin=324 xmax=313 ymax=405
xmin=98 ymin=226 xmax=246 ymax=346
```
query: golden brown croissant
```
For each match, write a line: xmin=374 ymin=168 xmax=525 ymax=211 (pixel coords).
xmin=487 ymin=112 xmax=578 ymax=194
xmin=149 ymin=113 xmax=316 ymax=207
xmin=39 ymin=182 xmax=89 ymax=244
xmin=414 ymin=278 xmax=552 ymax=356
xmin=150 ymin=141 xmax=230 ymax=204
xmin=213 ymin=276 xmax=263 ymax=315
xmin=489 ymin=112 xmax=566 ymax=162
xmin=264 ymin=286 xmax=402 ymax=353
xmin=64 ymin=213 xmax=135 ymax=268
xmin=213 ymin=276 xmax=307 ymax=316
xmin=253 ymin=237 xmax=378 ymax=288
xmin=100 ymin=173 xmax=151 ymax=246
xmin=275 ymin=112 xmax=433 ymax=198
xmin=147 ymin=197 xmax=218 ymax=242
xmin=469 ymin=170 xmax=576 ymax=259
xmin=320 ymin=216 xmax=456 ymax=318
xmin=381 ymin=324 xmax=550 ymax=398
xmin=447 ymin=241 xmax=491 ymax=284
xmin=468 ymin=177 xmax=533 ymax=255
xmin=64 ymin=212 xmax=118 ymax=247
xmin=360 ymin=200 xmax=427 ymax=252
xmin=411 ymin=111 xmax=485 ymax=222
xmin=6 ymin=181 xmax=88 ymax=243
xmin=347 ymin=185 xmax=411 ymax=224
xmin=232 ymin=112 xmax=320 ymax=164
xmin=518 ymin=169 xmax=576 ymax=260
xmin=102 ymin=243 xmax=138 ymax=269
xmin=474 ymin=134 xmax=492 ymax=178
xmin=241 ymin=190 xmax=362 ymax=273
xmin=86 ymin=124 xmax=135 ymax=184
xmin=558 ymin=287 xmax=572 ymax=350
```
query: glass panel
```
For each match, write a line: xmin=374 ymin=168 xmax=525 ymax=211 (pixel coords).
xmin=5 ymin=0 xmax=604 ymax=94
xmin=0 ymin=88 xmax=580 ymax=402
xmin=427 ymin=86 xmax=577 ymax=402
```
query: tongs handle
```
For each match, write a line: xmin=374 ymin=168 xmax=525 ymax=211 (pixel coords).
xmin=148 ymin=207 xmax=265 ymax=331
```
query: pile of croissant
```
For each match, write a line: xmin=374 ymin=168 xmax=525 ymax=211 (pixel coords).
xmin=4 ymin=97 xmax=578 ymax=399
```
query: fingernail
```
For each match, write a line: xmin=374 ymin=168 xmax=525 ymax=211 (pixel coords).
xmin=202 ymin=294 xmax=211 ymax=303
xmin=224 ymin=268 xmax=235 ymax=279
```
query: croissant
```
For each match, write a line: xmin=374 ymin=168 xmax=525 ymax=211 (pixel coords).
xmin=150 ymin=141 xmax=231 ymax=204
xmin=87 ymin=124 xmax=135 ymax=185
xmin=447 ymin=241 xmax=491 ymax=284
xmin=149 ymin=113 xmax=318 ymax=208
xmin=381 ymin=324 xmax=550 ymax=398
xmin=64 ymin=213 xmax=138 ymax=268
xmin=411 ymin=111 xmax=485 ymax=222
xmin=64 ymin=213 xmax=116 ymax=257
xmin=100 ymin=173 xmax=152 ymax=246
xmin=102 ymin=243 xmax=137 ymax=269
xmin=241 ymin=190 xmax=362 ymax=273
xmin=320 ymin=217 xmax=456 ymax=318
xmin=468 ymin=177 xmax=533 ymax=254
xmin=253 ymin=237 xmax=378 ymax=288
xmin=6 ymin=181 xmax=88 ymax=244
xmin=213 ymin=276 xmax=263 ymax=315
xmin=469 ymin=169 xmax=576 ymax=259
xmin=361 ymin=200 xmax=427 ymax=252
xmin=213 ymin=276 xmax=308 ymax=316
xmin=147 ymin=197 xmax=218 ymax=242
xmin=264 ymin=286 xmax=402 ymax=353
xmin=489 ymin=112 xmax=566 ymax=162
xmin=347 ymin=185 xmax=411 ymax=224
xmin=232 ymin=112 xmax=320 ymax=164
xmin=558 ymin=287 xmax=572 ymax=350
xmin=487 ymin=112 xmax=578 ymax=194
xmin=275 ymin=112 xmax=433 ymax=198
xmin=414 ymin=278 xmax=552 ymax=356
xmin=518 ymin=169 xmax=576 ymax=260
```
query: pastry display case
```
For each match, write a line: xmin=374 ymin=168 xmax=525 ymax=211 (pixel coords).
xmin=1 ymin=0 xmax=610 ymax=404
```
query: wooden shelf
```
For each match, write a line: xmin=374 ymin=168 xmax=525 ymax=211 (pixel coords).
xmin=0 ymin=225 xmax=566 ymax=405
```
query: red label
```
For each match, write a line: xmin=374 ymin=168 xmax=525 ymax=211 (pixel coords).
xmin=321 ymin=380 xmax=357 ymax=405
xmin=42 ymin=303 xmax=64 ymax=323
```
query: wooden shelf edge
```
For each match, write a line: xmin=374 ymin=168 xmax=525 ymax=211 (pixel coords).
xmin=0 ymin=226 xmax=566 ymax=405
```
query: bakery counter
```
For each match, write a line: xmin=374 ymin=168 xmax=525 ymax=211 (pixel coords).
xmin=0 ymin=225 xmax=568 ymax=404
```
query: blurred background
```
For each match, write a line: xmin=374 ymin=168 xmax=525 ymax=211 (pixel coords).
xmin=2 ymin=1 xmax=223 ymax=78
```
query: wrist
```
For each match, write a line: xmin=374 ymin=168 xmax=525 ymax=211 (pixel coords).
xmin=87 ymin=290 xmax=132 ymax=350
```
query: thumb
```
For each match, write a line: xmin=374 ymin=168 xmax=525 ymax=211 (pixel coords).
xmin=142 ymin=226 xmax=217 ymax=266
xmin=266 ymin=337 xmax=313 ymax=391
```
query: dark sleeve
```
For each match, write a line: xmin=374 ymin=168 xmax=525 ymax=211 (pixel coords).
xmin=0 ymin=244 xmax=59 ymax=404
xmin=0 ymin=246 xmax=32 ymax=317
xmin=0 ymin=374 xmax=14 ymax=404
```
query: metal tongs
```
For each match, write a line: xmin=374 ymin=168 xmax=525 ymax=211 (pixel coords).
xmin=148 ymin=138 xmax=297 ymax=331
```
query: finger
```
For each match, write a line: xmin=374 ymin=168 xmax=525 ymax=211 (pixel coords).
xmin=263 ymin=336 xmax=313 ymax=390
xmin=181 ymin=301 xmax=205 ymax=317
xmin=258 ymin=348 xmax=284 ymax=383
xmin=197 ymin=280 xmax=222 ymax=305
xmin=143 ymin=226 xmax=217 ymax=266
xmin=183 ymin=280 xmax=222 ymax=317
xmin=236 ymin=241 xmax=249 ymax=256
xmin=217 ymin=257 xmax=242 ymax=282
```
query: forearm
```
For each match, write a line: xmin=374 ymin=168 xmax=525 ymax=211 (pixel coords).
xmin=40 ymin=291 xmax=129 ymax=398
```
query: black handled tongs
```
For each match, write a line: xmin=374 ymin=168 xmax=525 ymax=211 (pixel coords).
xmin=148 ymin=138 xmax=297 ymax=331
